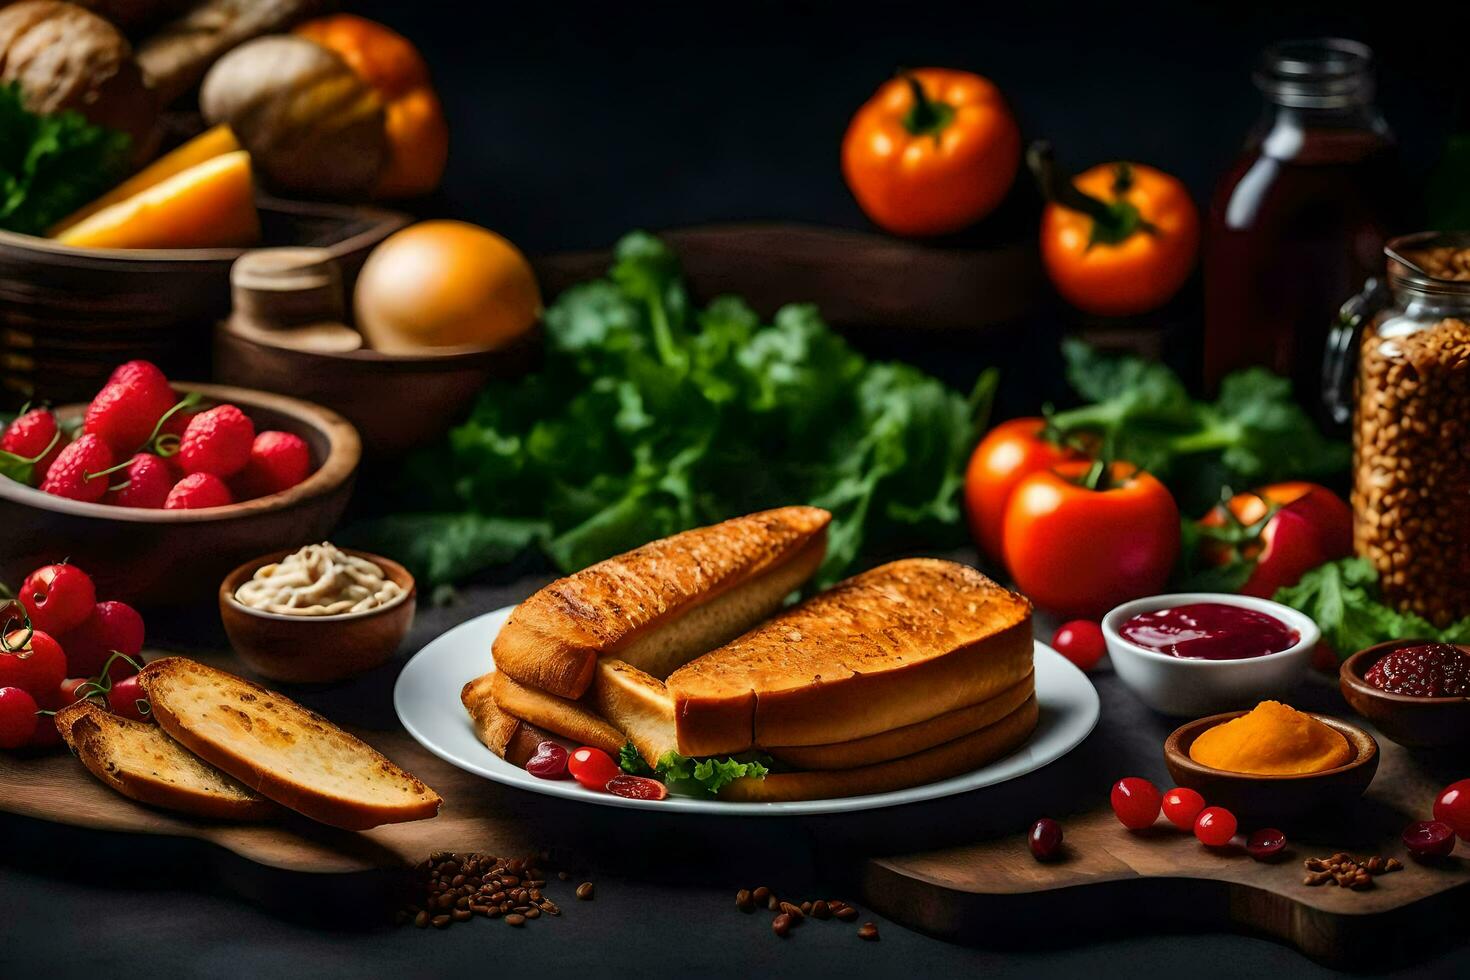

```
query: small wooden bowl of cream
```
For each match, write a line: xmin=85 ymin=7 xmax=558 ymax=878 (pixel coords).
xmin=219 ymin=543 xmax=416 ymax=684
xmin=1163 ymin=702 xmax=1379 ymax=827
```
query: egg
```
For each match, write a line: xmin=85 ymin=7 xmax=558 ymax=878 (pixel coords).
xmin=353 ymin=220 xmax=541 ymax=354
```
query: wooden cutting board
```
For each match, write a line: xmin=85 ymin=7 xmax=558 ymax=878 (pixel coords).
xmin=861 ymin=734 xmax=1470 ymax=968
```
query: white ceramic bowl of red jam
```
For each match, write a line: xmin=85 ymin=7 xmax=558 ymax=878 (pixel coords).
xmin=1102 ymin=593 xmax=1320 ymax=716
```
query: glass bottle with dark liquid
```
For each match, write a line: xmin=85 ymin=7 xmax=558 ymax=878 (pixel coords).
xmin=1204 ymin=40 xmax=1400 ymax=412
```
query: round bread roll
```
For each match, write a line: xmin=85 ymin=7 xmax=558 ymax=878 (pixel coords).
xmin=354 ymin=220 xmax=542 ymax=354
xmin=0 ymin=0 xmax=159 ymax=162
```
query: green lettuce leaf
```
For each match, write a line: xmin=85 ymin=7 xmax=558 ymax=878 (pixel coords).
xmin=615 ymin=741 xmax=770 ymax=796
xmin=0 ymin=83 xmax=130 ymax=236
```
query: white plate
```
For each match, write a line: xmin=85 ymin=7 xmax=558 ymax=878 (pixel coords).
xmin=395 ymin=606 xmax=1100 ymax=816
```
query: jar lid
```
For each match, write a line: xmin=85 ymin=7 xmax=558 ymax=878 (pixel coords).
xmin=1254 ymin=38 xmax=1375 ymax=109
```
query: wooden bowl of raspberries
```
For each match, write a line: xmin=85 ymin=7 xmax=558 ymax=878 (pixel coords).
xmin=0 ymin=361 xmax=361 ymax=605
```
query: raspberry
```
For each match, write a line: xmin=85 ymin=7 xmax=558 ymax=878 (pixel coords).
xmin=233 ymin=431 xmax=311 ymax=499
xmin=104 ymin=454 xmax=174 ymax=509
xmin=83 ymin=360 xmax=176 ymax=455
xmin=178 ymin=405 xmax=255 ymax=477
xmin=0 ymin=408 xmax=66 ymax=484
xmin=164 ymin=472 xmax=234 ymax=510
xmin=39 ymin=434 xmax=114 ymax=503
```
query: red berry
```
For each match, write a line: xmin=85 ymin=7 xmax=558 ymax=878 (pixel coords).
xmin=107 ymin=674 xmax=151 ymax=723
xmin=0 ymin=629 xmax=67 ymax=698
xmin=0 ymin=408 xmax=66 ymax=484
xmin=1403 ymin=820 xmax=1456 ymax=860
xmin=1110 ymin=777 xmax=1162 ymax=830
xmin=1433 ymin=780 xmax=1470 ymax=842
xmin=233 ymin=430 xmax=311 ymax=499
xmin=164 ymin=472 xmax=234 ymax=510
xmin=0 ymin=687 xmax=39 ymax=749
xmin=59 ymin=676 xmax=98 ymax=704
xmin=104 ymin=454 xmax=174 ymax=509
xmin=19 ymin=563 xmax=96 ymax=635
xmin=1246 ymin=827 xmax=1287 ymax=861
xmin=1052 ymin=620 xmax=1107 ymax=671
xmin=58 ymin=601 xmax=144 ymax=680
xmin=1029 ymin=817 xmax=1064 ymax=860
xmin=567 ymin=746 xmax=620 ymax=791
xmin=1161 ymin=787 xmax=1207 ymax=831
xmin=605 ymin=774 xmax=668 ymax=800
xmin=178 ymin=405 xmax=255 ymax=477
xmin=1194 ymin=806 xmax=1238 ymax=847
xmin=524 ymin=741 xmax=570 ymax=779
xmin=83 ymin=360 xmax=176 ymax=455
xmin=40 ymin=434 xmax=114 ymax=503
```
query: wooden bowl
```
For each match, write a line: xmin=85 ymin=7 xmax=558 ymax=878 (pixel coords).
xmin=219 ymin=548 xmax=415 ymax=684
xmin=0 ymin=197 xmax=409 ymax=409
xmin=1340 ymin=641 xmax=1470 ymax=748
xmin=213 ymin=326 xmax=540 ymax=459
xmin=0 ymin=383 xmax=360 ymax=606
xmin=1163 ymin=711 xmax=1379 ymax=826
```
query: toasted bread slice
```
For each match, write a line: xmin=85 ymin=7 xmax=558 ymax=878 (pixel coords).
xmin=139 ymin=658 xmax=440 ymax=830
xmin=460 ymin=672 xmax=556 ymax=767
xmin=668 ymin=559 xmax=1032 ymax=755
xmin=492 ymin=506 xmax=830 ymax=698
xmin=489 ymin=670 xmax=625 ymax=755
xmin=591 ymin=658 xmax=679 ymax=767
xmin=54 ymin=701 xmax=277 ymax=821
xmin=721 ymin=693 xmax=1038 ymax=802
xmin=764 ymin=670 xmax=1035 ymax=770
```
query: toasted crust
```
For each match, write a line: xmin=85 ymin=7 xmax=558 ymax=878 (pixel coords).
xmin=765 ymin=670 xmax=1034 ymax=770
xmin=668 ymin=559 xmax=1033 ymax=755
xmin=721 ymin=693 xmax=1038 ymax=802
xmin=54 ymin=701 xmax=277 ymax=821
xmin=492 ymin=507 xmax=830 ymax=698
xmin=140 ymin=658 xmax=441 ymax=831
xmin=591 ymin=658 xmax=679 ymax=767
xmin=460 ymin=672 xmax=555 ymax=767
xmin=489 ymin=670 xmax=625 ymax=755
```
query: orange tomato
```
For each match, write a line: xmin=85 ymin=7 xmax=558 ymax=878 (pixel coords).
xmin=1003 ymin=460 xmax=1180 ymax=619
xmin=842 ymin=68 xmax=1021 ymax=237
xmin=296 ymin=14 xmax=448 ymax=198
xmin=1033 ymin=144 xmax=1199 ymax=317
xmin=963 ymin=418 xmax=1082 ymax=563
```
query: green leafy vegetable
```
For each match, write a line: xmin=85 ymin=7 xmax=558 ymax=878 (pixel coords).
xmin=0 ymin=83 xmax=131 ymax=237
xmin=1050 ymin=339 xmax=1350 ymax=513
xmin=616 ymin=741 xmax=771 ymax=796
xmin=351 ymin=232 xmax=995 ymax=587
xmin=1272 ymin=558 xmax=1470 ymax=660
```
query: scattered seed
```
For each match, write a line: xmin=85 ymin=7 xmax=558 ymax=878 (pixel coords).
xmin=576 ymin=882 xmax=595 ymax=901
xmin=505 ymin=914 xmax=526 ymax=927
xmin=858 ymin=922 xmax=879 ymax=941
xmin=736 ymin=889 xmax=755 ymax=912
xmin=773 ymin=913 xmax=793 ymax=938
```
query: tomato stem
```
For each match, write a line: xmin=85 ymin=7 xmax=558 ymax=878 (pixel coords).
xmin=900 ymin=72 xmax=955 ymax=138
xmin=1027 ymin=140 xmax=1157 ymax=248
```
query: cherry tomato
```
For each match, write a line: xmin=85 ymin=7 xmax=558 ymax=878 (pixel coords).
xmin=107 ymin=675 xmax=151 ymax=723
xmin=0 ymin=686 xmax=38 ymax=749
xmin=0 ymin=628 xmax=67 ymax=698
xmin=605 ymin=775 xmax=668 ymax=800
xmin=525 ymin=741 xmax=570 ymax=780
xmin=1051 ymin=620 xmax=1106 ymax=671
xmin=1433 ymin=780 xmax=1470 ymax=841
xmin=59 ymin=677 xmax=100 ymax=704
xmin=1161 ymin=787 xmax=1206 ymax=831
xmin=1004 ymin=461 xmax=1180 ymax=619
xmin=1028 ymin=818 xmax=1063 ymax=861
xmin=1197 ymin=482 xmax=1353 ymax=600
xmin=58 ymin=601 xmax=144 ymax=681
xmin=567 ymin=746 xmax=620 ymax=792
xmin=1110 ymin=777 xmax=1161 ymax=830
xmin=19 ymin=564 xmax=96 ymax=636
xmin=963 ymin=418 xmax=1082 ymax=563
xmin=1194 ymin=806 xmax=1238 ymax=847
xmin=1403 ymin=820 xmax=1456 ymax=860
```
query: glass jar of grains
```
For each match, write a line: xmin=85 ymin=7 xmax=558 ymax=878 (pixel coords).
xmin=1325 ymin=232 xmax=1470 ymax=626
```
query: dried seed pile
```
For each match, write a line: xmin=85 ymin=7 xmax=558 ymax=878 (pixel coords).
xmin=396 ymin=851 xmax=593 ymax=931
xmin=1301 ymin=852 xmax=1402 ymax=890
xmin=736 ymin=887 xmax=874 ymax=940
xmin=1354 ymin=315 xmax=1470 ymax=626
xmin=1404 ymin=247 xmax=1470 ymax=281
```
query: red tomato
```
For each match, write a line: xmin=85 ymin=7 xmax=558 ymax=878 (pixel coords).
xmin=1003 ymin=461 xmax=1180 ymax=619
xmin=19 ymin=564 xmax=96 ymax=636
xmin=1161 ymin=787 xmax=1206 ymax=830
xmin=107 ymin=675 xmax=152 ymax=723
xmin=1194 ymin=806 xmax=1238 ymax=847
xmin=1109 ymin=777 xmax=1161 ymax=830
xmin=1051 ymin=620 xmax=1106 ymax=671
xmin=964 ymin=418 xmax=1082 ymax=564
xmin=1197 ymin=482 xmax=1352 ymax=598
xmin=568 ymin=746 xmax=620 ymax=792
xmin=0 ymin=686 xmax=38 ymax=749
xmin=1434 ymin=780 xmax=1470 ymax=842
xmin=0 ymin=628 xmax=68 ymax=698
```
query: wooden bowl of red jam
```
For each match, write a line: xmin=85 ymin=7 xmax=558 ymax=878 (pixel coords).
xmin=1103 ymin=593 xmax=1320 ymax=716
xmin=1340 ymin=641 xmax=1470 ymax=748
